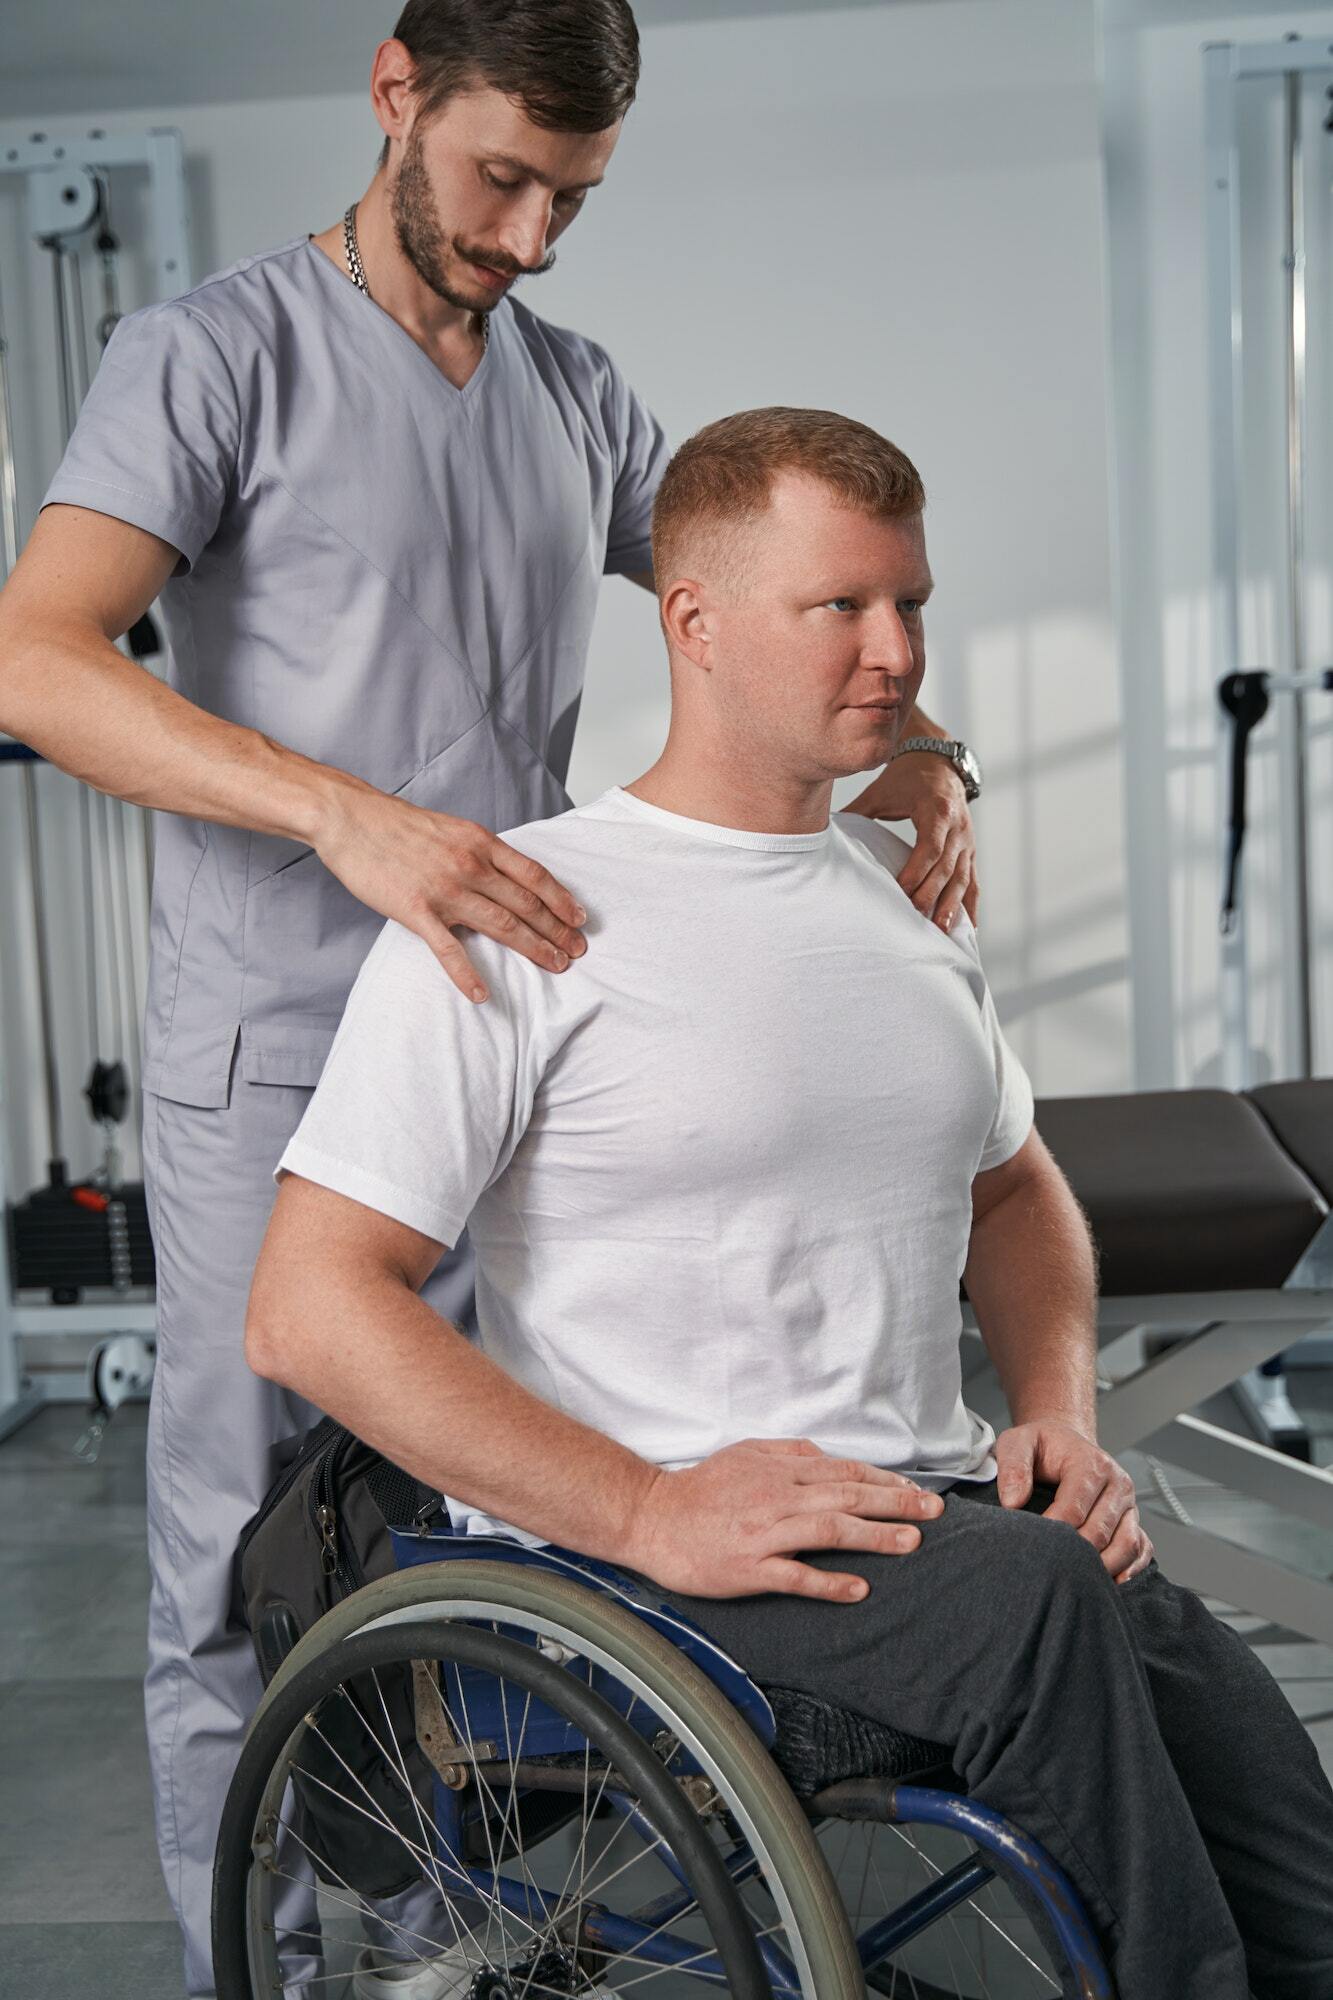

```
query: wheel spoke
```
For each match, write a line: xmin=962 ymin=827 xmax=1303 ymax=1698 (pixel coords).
xmin=230 ymin=1597 xmax=1080 ymax=2000
xmin=265 ymin=1835 xmax=454 ymax=1972
xmin=880 ymin=1820 xmax=1061 ymax=1991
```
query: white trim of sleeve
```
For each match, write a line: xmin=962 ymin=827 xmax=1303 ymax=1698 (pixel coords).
xmin=275 ymin=1136 xmax=466 ymax=1250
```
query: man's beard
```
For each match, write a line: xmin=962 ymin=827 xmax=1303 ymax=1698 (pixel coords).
xmin=390 ymin=126 xmax=557 ymax=310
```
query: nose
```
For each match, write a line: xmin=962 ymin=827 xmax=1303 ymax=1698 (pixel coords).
xmin=860 ymin=603 xmax=919 ymax=681
xmin=496 ymin=191 xmax=555 ymax=271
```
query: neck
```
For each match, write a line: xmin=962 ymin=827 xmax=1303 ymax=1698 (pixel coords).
xmin=625 ymin=737 xmax=834 ymax=838
xmin=321 ymin=173 xmax=482 ymax=347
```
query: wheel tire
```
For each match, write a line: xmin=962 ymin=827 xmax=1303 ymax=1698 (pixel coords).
xmin=213 ymin=1560 xmax=866 ymax=1999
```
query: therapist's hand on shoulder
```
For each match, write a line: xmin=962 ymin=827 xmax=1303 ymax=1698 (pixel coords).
xmin=623 ymin=1436 xmax=944 ymax=1602
xmin=842 ymin=751 xmax=978 ymax=933
xmin=313 ymin=774 xmax=588 ymax=1003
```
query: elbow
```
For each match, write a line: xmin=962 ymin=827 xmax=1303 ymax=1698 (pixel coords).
xmin=244 ymin=1265 xmax=302 ymax=1385
xmin=243 ymin=1302 xmax=283 ymax=1383
xmin=0 ymin=609 xmax=33 ymax=739
xmin=244 ymin=1223 xmax=303 ymax=1382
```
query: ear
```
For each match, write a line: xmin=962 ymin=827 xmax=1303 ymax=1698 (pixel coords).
xmin=660 ymin=577 xmax=713 ymax=671
xmin=370 ymin=38 xmax=417 ymax=146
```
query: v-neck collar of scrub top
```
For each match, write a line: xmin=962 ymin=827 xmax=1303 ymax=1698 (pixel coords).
xmin=302 ymin=232 xmax=500 ymax=405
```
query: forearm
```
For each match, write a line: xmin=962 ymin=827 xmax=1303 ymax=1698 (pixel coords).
xmin=248 ymin=1271 xmax=660 ymax=1562
xmin=962 ymin=1166 xmax=1099 ymax=1435
xmin=0 ymin=609 xmax=353 ymax=846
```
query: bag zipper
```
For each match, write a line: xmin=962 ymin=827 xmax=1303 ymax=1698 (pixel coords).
xmin=311 ymin=1430 xmax=368 ymax=1598
xmin=234 ymin=1414 xmax=343 ymax=1570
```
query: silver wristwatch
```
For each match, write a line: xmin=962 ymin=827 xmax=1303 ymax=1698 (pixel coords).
xmin=891 ymin=736 xmax=982 ymax=802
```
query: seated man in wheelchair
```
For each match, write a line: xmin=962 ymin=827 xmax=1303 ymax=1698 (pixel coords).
xmin=247 ymin=406 xmax=1333 ymax=2000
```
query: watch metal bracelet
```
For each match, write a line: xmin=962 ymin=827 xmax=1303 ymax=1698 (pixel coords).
xmin=891 ymin=736 xmax=982 ymax=801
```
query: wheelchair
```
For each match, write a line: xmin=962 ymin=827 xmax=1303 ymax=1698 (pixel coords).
xmin=213 ymin=1527 xmax=1113 ymax=1998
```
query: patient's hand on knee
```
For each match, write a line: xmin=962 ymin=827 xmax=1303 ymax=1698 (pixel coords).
xmin=623 ymin=1436 xmax=945 ymax=1603
xmin=995 ymin=1422 xmax=1154 ymax=1583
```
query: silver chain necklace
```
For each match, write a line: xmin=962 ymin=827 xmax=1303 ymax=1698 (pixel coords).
xmin=342 ymin=201 xmax=489 ymax=352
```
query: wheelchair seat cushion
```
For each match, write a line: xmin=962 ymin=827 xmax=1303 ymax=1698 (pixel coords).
xmin=760 ymin=1682 xmax=954 ymax=1797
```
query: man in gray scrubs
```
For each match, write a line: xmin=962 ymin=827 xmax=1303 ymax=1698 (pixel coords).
xmin=0 ymin=4 xmax=982 ymax=1994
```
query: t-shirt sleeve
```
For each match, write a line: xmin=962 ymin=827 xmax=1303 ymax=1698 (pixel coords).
xmin=275 ymin=920 xmax=547 ymax=1248
xmin=953 ymin=913 xmax=1035 ymax=1173
xmin=41 ymin=300 xmax=240 ymax=574
xmin=599 ymin=348 xmax=670 ymax=577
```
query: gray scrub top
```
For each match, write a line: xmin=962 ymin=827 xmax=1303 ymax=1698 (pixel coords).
xmin=43 ymin=236 xmax=670 ymax=1107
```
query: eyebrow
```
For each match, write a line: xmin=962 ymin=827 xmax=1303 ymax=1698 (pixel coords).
xmin=485 ymin=152 xmax=604 ymax=193
xmin=818 ymin=578 xmax=935 ymax=598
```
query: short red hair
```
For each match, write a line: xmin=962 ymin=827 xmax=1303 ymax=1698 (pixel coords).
xmin=651 ymin=406 xmax=926 ymax=595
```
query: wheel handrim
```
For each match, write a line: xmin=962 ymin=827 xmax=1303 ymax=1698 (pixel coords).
xmin=216 ymin=1566 xmax=1068 ymax=1998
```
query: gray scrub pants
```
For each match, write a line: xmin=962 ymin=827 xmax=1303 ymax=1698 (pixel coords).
xmin=140 ymin=1055 xmax=480 ymax=1998
xmin=644 ymin=1480 xmax=1333 ymax=2000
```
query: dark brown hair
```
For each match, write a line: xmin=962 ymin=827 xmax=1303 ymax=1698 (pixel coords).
xmin=385 ymin=0 xmax=640 ymax=140
xmin=651 ymin=407 xmax=926 ymax=594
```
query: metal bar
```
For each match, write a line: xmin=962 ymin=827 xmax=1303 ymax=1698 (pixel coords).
xmin=48 ymin=243 xmax=78 ymax=442
xmin=8 ymin=1301 xmax=155 ymax=1336
xmin=77 ymin=780 xmax=101 ymax=1066
xmin=1248 ymin=670 xmax=1333 ymax=693
xmin=1232 ymin=39 xmax=1333 ymax=80
xmin=0 ymin=1029 xmax=43 ymax=1439
xmin=0 ymin=267 xmax=20 ymax=576
xmin=66 ymin=239 xmax=91 ymax=404
xmin=20 ymin=763 xmax=63 ymax=1163
xmin=145 ymin=128 xmax=192 ymax=296
xmin=1094 ymin=1288 xmax=1333 ymax=1328
xmin=1282 ymin=64 xmax=1314 ymax=1076
xmin=964 ymin=1288 xmax=1333 ymax=1336
xmin=1143 ymin=1513 xmax=1333 ymax=1645
xmin=857 ymin=1855 xmax=998 ymax=1971
xmin=1138 ymin=1412 xmax=1333 ymax=1530
xmin=1097 ymin=1319 xmax=1333 ymax=1452
xmin=1204 ymin=43 xmax=1251 ymax=1088
xmin=0 ymin=134 xmax=171 ymax=172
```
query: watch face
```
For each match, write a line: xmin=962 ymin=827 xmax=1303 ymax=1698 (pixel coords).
xmin=957 ymin=744 xmax=981 ymax=789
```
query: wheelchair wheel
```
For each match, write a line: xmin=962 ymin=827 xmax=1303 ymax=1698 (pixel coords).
xmin=796 ymin=1796 xmax=1085 ymax=1998
xmin=213 ymin=1560 xmax=866 ymax=1998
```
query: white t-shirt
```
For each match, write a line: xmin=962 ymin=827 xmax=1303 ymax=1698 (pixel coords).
xmin=276 ymin=785 xmax=1034 ymax=1543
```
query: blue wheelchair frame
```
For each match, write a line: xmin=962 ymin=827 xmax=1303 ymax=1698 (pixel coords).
xmin=389 ymin=1526 xmax=1112 ymax=1997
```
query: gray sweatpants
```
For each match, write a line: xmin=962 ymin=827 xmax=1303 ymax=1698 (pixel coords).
xmin=643 ymin=1479 xmax=1333 ymax=1999
xmin=140 ymin=1057 xmax=480 ymax=1997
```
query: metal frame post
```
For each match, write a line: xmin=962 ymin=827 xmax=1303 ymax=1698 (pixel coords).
xmin=1205 ymin=37 xmax=1333 ymax=1089
xmin=0 ymin=125 xmax=188 ymax=1439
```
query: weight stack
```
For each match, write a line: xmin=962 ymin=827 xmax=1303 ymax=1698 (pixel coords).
xmin=6 ymin=1179 xmax=156 ymax=1301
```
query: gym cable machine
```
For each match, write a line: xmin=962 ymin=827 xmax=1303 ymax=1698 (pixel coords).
xmin=1207 ymin=36 xmax=1333 ymax=1457
xmin=0 ymin=129 xmax=191 ymax=1449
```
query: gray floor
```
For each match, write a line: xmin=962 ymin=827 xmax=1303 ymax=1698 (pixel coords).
xmin=2 ymin=1383 xmax=1332 ymax=2000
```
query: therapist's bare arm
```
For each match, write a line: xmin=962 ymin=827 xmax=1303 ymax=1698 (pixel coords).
xmin=247 ymin=1173 xmax=943 ymax=1603
xmin=0 ymin=505 xmax=587 ymax=1000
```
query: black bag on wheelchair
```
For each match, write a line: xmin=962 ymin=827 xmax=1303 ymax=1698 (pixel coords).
xmin=232 ymin=1413 xmax=447 ymax=1897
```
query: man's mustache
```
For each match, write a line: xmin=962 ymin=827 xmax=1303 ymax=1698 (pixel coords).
xmin=456 ymin=243 xmax=558 ymax=280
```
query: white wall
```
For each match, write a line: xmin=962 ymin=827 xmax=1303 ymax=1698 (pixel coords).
xmin=1101 ymin=0 xmax=1333 ymax=1089
xmin=0 ymin=0 xmax=1126 ymax=1211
